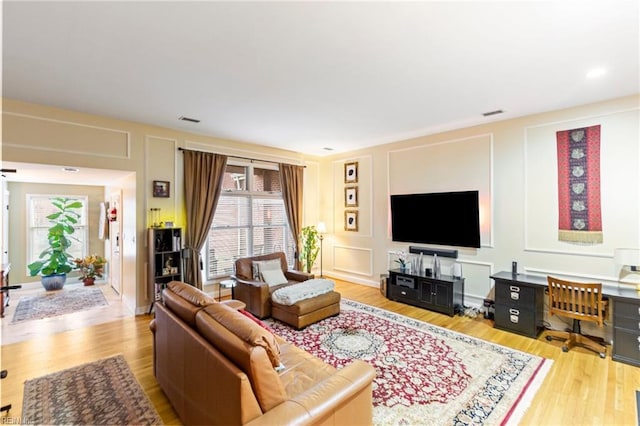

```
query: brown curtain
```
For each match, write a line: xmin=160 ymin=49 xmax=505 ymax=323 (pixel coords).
xmin=183 ymin=150 xmax=227 ymax=289
xmin=280 ymin=163 xmax=304 ymax=270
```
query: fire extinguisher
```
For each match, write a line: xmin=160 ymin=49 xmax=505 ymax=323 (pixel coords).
xmin=108 ymin=206 xmax=117 ymax=222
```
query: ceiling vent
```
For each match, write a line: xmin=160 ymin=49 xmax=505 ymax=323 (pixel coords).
xmin=179 ymin=116 xmax=200 ymax=123
xmin=482 ymin=109 xmax=504 ymax=117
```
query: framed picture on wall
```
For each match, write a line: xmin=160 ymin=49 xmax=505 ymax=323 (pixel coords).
xmin=344 ymin=161 xmax=358 ymax=183
xmin=345 ymin=186 xmax=358 ymax=207
xmin=344 ymin=210 xmax=358 ymax=232
xmin=153 ymin=180 xmax=170 ymax=198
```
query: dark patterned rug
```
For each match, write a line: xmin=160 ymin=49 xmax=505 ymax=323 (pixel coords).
xmin=265 ymin=299 xmax=552 ymax=425
xmin=22 ymin=355 xmax=163 ymax=425
xmin=12 ymin=286 xmax=108 ymax=323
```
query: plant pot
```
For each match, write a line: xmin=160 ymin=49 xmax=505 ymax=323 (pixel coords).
xmin=83 ymin=277 xmax=95 ymax=286
xmin=41 ymin=273 xmax=66 ymax=291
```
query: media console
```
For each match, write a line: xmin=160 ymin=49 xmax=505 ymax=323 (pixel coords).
xmin=387 ymin=268 xmax=464 ymax=316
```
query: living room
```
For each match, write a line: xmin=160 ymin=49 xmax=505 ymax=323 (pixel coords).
xmin=1 ymin=1 xmax=639 ymax=424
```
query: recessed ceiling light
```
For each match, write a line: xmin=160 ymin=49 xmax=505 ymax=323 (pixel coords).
xmin=586 ymin=68 xmax=606 ymax=79
xmin=62 ymin=167 xmax=79 ymax=173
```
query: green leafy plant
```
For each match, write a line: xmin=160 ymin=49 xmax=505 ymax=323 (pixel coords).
xmin=394 ymin=250 xmax=408 ymax=269
xmin=27 ymin=197 xmax=83 ymax=276
xmin=73 ymin=254 xmax=107 ymax=280
xmin=299 ymin=225 xmax=320 ymax=273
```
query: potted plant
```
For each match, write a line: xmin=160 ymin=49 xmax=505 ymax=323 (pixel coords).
xmin=73 ymin=254 xmax=107 ymax=286
xmin=27 ymin=197 xmax=83 ymax=290
xmin=394 ymin=250 xmax=409 ymax=271
xmin=299 ymin=225 xmax=320 ymax=274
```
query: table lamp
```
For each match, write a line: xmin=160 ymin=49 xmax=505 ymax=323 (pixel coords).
xmin=614 ymin=248 xmax=640 ymax=288
xmin=317 ymin=222 xmax=326 ymax=277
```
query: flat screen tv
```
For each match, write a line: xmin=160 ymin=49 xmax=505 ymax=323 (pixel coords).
xmin=390 ymin=190 xmax=481 ymax=248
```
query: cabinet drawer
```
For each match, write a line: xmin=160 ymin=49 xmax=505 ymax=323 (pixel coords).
xmin=614 ymin=300 xmax=640 ymax=319
xmin=614 ymin=316 xmax=640 ymax=332
xmin=495 ymin=282 xmax=536 ymax=308
xmin=394 ymin=275 xmax=417 ymax=289
xmin=389 ymin=285 xmax=419 ymax=301
xmin=494 ymin=304 xmax=537 ymax=336
xmin=613 ymin=327 xmax=640 ymax=366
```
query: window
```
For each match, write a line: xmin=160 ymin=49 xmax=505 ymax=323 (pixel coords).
xmin=27 ymin=194 xmax=89 ymax=271
xmin=205 ymin=163 xmax=295 ymax=280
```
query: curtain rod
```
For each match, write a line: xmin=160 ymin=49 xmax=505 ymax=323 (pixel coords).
xmin=178 ymin=147 xmax=305 ymax=168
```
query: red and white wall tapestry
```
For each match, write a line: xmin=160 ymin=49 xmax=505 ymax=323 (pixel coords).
xmin=556 ymin=124 xmax=603 ymax=244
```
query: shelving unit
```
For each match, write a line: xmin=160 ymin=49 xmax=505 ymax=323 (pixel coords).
xmin=148 ymin=227 xmax=183 ymax=304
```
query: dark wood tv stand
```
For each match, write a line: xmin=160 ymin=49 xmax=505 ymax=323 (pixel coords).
xmin=387 ymin=268 xmax=464 ymax=316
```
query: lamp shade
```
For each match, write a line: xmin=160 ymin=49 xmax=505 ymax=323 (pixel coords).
xmin=614 ymin=248 xmax=640 ymax=266
xmin=317 ymin=222 xmax=326 ymax=234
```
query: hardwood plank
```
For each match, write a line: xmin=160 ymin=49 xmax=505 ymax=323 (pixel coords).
xmin=1 ymin=279 xmax=638 ymax=425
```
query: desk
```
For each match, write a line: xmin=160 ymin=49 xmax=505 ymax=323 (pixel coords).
xmin=491 ymin=271 xmax=640 ymax=366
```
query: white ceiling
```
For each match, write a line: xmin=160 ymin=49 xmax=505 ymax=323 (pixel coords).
xmin=1 ymin=161 xmax=134 ymax=186
xmin=3 ymin=1 xmax=639 ymax=157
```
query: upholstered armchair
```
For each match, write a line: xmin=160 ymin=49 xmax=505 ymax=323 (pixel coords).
xmin=231 ymin=252 xmax=314 ymax=319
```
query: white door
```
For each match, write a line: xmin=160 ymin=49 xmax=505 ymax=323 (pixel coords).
xmin=109 ymin=191 xmax=122 ymax=294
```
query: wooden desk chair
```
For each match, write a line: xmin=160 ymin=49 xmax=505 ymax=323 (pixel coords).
xmin=545 ymin=276 xmax=608 ymax=358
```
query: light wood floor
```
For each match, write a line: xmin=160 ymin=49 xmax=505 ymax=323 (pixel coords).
xmin=2 ymin=279 xmax=639 ymax=425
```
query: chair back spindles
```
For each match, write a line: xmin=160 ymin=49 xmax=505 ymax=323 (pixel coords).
xmin=548 ymin=277 xmax=604 ymax=327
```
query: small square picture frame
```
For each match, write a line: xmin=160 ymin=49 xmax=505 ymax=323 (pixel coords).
xmin=344 ymin=210 xmax=359 ymax=232
xmin=153 ymin=180 xmax=170 ymax=198
xmin=344 ymin=161 xmax=358 ymax=184
xmin=345 ymin=186 xmax=358 ymax=207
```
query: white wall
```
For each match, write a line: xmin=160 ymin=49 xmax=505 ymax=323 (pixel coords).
xmin=316 ymin=95 xmax=640 ymax=312
xmin=2 ymin=98 xmax=308 ymax=313
xmin=3 ymin=94 xmax=638 ymax=319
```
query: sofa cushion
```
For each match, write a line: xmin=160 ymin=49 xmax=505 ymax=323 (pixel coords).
xmin=277 ymin=340 xmax=336 ymax=398
xmin=168 ymin=281 xmax=216 ymax=306
xmin=163 ymin=281 xmax=216 ymax=327
xmin=196 ymin=303 xmax=287 ymax=412
xmin=201 ymin=303 xmax=281 ymax=368
xmin=252 ymin=258 xmax=282 ymax=280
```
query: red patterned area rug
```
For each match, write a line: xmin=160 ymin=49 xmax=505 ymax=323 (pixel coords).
xmin=265 ymin=299 xmax=552 ymax=425
xmin=22 ymin=355 xmax=162 ymax=425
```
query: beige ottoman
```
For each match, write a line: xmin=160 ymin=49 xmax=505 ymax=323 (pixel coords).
xmin=271 ymin=280 xmax=341 ymax=329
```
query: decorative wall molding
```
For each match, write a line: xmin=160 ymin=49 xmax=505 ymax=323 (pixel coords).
xmin=332 ymin=155 xmax=373 ymax=237
xmin=523 ymin=107 xmax=640 ymax=257
xmin=3 ymin=112 xmax=131 ymax=159
xmin=332 ymin=245 xmax=373 ymax=276
xmin=387 ymin=133 xmax=494 ymax=248
xmin=144 ymin=135 xmax=178 ymax=226
xmin=524 ymin=267 xmax=621 ymax=288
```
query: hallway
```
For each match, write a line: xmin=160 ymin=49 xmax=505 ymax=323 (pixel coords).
xmin=1 ymin=282 xmax=133 ymax=345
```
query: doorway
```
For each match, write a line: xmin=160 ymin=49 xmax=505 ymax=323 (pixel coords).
xmin=0 ymin=161 xmax=136 ymax=314
xmin=109 ymin=190 xmax=123 ymax=295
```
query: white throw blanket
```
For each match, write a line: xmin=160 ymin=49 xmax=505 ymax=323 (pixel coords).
xmin=271 ymin=279 xmax=335 ymax=306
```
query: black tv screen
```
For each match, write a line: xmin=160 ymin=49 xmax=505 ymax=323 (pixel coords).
xmin=390 ymin=190 xmax=481 ymax=248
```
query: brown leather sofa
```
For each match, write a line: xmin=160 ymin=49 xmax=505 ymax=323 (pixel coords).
xmin=232 ymin=252 xmax=314 ymax=319
xmin=150 ymin=281 xmax=376 ymax=426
